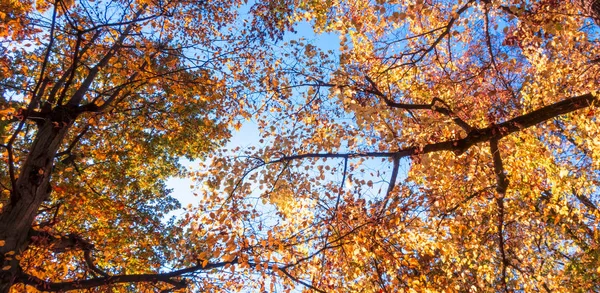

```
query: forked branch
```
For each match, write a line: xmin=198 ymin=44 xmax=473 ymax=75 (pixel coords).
xmin=28 ymin=230 xmax=110 ymax=278
xmin=364 ymin=76 xmax=474 ymax=133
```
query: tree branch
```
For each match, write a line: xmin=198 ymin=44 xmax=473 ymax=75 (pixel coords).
xmin=28 ymin=230 xmax=93 ymax=253
xmin=46 ymin=30 xmax=103 ymax=107
xmin=436 ymin=186 xmax=494 ymax=229
xmin=378 ymin=155 xmax=400 ymax=215
xmin=490 ymin=139 xmax=509 ymax=194
xmin=279 ymin=268 xmax=327 ymax=293
xmin=364 ymin=75 xmax=474 ymax=133
xmin=335 ymin=157 xmax=348 ymax=211
xmin=4 ymin=0 xmax=59 ymax=196
xmin=385 ymin=0 xmax=475 ymax=70
xmin=273 ymin=92 xmax=598 ymax=163
xmin=496 ymin=195 xmax=509 ymax=292
xmin=483 ymin=5 xmax=517 ymax=102
xmin=28 ymin=229 xmax=111 ymax=277
xmin=65 ymin=7 xmax=147 ymax=107
xmin=490 ymin=138 xmax=509 ymax=291
xmin=31 ymin=3 xmax=58 ymax=108
xmin=56 ymin=125 xmax=90 ymax=160
xmin=572 ymin=188 xmax=599 ymax=213
xmin=56 ymin=32 xmax=84 ymax=106
xmin=17 ymin=258 xmax=237 ymax=292
xmin=83 ymin=250 xmax=109 ymax=278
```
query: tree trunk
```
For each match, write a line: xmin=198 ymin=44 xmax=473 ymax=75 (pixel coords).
xmin=0 ymin=119 xmax=72 ymax=292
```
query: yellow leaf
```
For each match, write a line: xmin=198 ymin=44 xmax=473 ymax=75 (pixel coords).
xmin=222 ymin=254 xmax=236 ymax=262
xmin=559 ymin=168 xmax=568 ymax=178
xmin=234 ymin=121 xmax=242 ymax=131
xmin=0 ymin=108 xmax=14 ymax=117
xmin=2 ymin=266 xmax=10 ymax=271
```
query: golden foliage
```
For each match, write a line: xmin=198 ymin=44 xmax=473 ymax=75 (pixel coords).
xmin=1 ymin=0 xmax=600 ymax=292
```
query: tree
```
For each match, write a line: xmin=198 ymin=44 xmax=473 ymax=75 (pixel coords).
xmin=2 ymin=0 xmax=600 ymax=292
xmin=0 ymin=0 xmax=295 ymax=291
xmin=194 ymin=0 xmax=600 ymax=292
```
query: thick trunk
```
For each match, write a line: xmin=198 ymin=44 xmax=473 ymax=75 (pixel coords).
xmin=0 ymin=14 xmax=132 ymax=290
xmin=0 ymin=119 xmax=72 ymax=292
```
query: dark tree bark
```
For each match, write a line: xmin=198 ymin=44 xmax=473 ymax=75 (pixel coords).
xmin=0 ymin=111 xmax=76 ymax=292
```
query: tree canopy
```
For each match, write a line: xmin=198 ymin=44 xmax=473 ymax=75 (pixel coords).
xmin=1 ymin=0 xmax=600 ymax=292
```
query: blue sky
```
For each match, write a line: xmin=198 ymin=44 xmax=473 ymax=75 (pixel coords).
xmin=166 ymin=21 xmax=341 ymax=217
